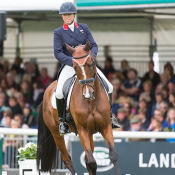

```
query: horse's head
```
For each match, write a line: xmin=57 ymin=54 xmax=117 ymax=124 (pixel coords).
xmin=66 ymin=40 xmax=96 ymax=101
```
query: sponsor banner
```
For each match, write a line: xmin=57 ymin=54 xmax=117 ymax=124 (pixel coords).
xmin=71 ymin=141 xmax=175 ymax=175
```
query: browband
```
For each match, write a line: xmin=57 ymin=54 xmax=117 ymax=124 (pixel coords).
xmin=73 ymin=53 xmax=90 ymax=59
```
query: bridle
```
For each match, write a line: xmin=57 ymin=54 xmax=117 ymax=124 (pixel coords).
xmin=73 ymin=52 xmax=96 ymax=91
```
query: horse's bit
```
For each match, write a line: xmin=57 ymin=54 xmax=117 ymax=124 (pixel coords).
xmin=73 ymin=52 xmax=96 ymax=91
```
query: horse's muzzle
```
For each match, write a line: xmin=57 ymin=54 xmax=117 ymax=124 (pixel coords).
xmin=83 ymin=91 xmax=95 ymax=101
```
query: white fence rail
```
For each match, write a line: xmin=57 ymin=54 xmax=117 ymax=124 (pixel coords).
xmin=0 ymin=128 xmax=175 ymax=139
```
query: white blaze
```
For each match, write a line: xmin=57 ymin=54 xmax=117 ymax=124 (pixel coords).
xmin=80 ymin=66 xmax=90 ymax=98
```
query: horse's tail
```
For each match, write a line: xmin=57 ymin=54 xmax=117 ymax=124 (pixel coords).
xmin=37 ymin=102 xmax=57 ymax=172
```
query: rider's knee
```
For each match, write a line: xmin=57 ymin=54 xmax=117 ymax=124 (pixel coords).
xmin=108 ymin=83 xmax=113 ymax=93
xmin=55 ymin=89 xmax=64 ymax=99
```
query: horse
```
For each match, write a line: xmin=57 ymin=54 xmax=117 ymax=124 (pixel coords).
xmin=37 ymin=40 xmax=120 ymax=175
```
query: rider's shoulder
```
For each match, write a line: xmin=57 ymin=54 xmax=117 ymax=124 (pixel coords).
xmin=54 ymin=26 xmax=64 ymax=34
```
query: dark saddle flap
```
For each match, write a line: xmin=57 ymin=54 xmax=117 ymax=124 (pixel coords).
xmin=63 ymin=76 xmax=76 ymax=98
xmin=97 ymin=73 xmax=109 ymax=93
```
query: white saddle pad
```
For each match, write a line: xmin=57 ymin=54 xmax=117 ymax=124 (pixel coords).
xmin=51 ymin=78 xmax=76 ymax=110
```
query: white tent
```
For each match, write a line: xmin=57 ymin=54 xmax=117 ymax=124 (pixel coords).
xmin=0 ymin=0 xmax=73 ymax=11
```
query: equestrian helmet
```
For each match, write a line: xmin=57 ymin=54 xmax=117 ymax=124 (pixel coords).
xmin=59 ymin=2 xmax=77 ymax=14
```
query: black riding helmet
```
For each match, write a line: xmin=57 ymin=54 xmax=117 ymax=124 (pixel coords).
xmin=59 ymin=2 xmax=77 ymax=14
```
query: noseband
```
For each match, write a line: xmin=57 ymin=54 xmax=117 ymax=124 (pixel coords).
xmin=73 ymin=52 xmax=96 ymax=90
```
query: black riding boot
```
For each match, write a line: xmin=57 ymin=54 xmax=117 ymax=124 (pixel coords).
xmin=109 ymin=93 xmax=120 ymax=129
xmin=55 ymin=97 xmax=71 ymax=136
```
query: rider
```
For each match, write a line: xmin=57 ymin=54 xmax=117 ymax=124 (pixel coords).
xmin=54 ymin=2 xmax=120 ymax=135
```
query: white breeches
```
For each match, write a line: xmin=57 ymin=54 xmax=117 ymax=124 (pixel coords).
xmin=55 ymin=65 xmax=113 ymax=99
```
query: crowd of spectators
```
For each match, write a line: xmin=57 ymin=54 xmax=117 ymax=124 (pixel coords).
xmin=0 ymin=57 xmax=62 ymax=168
xmin=103 ymin=57 xmax=175 ymax=142
xmin=1 ymin=55 xmax=175 ymax=168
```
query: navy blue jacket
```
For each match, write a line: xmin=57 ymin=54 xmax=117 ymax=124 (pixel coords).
xmin=54 ymin=22 xmax=98 ymax=67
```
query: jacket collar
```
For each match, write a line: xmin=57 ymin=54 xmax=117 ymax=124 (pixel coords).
xmin=63 ymin=21 xmax=79 ymax=30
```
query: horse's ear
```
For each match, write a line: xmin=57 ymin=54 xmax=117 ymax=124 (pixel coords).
xmin=83 ymin=40 xmax=91 ymax=52
xmin=65 ymin=42 xmax=76 ymax=54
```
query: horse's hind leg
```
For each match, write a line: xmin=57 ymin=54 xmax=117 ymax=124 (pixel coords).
xmin=50 ymin=129 xmax=76 ymax=175
xmin=43 ymin=111 xmax=76 ymax=175
xmin=101 ymin=125 xmax=121 ymax=175
xmin=79 ymin=130 xmax=97 ymax=175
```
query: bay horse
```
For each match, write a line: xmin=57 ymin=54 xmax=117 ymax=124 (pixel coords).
xmin=37 ymin=40 xmax=120 ymax=175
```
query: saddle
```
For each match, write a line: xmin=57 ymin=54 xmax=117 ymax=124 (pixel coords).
xmin=60 ymin=74 xmax=109 ymax=135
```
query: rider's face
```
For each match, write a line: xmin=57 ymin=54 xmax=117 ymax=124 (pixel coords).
xmin=62 ymin=14 xmax=75 ymax=25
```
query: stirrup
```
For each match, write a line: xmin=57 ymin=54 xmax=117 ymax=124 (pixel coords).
xmin=111 ymin=116 xmax=120 ymax=129
xmin=59 ymin=122 xmax=71 ymax=136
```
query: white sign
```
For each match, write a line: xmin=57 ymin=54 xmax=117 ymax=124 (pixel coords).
xmin=80 ymin=147 xmax=114 ymax=172
xmin=139 ymin=153 xmax=175 ymax=168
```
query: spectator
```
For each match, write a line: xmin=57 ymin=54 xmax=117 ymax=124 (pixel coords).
xmin=137 ymin=99 xmax=151 ymax=120
xmin=139 ymin=92 xmax=151 ymax=103
xmin=138 ymin=108 xmax=150 ymax=130
xmin=154 ymin=109 xmax=165 ymax=124
xmin=112 ymin=92 xmax=127 ymax=115
xmin=40 ymin=67 xmax=52 ymax=88
xmin=142 ymin=80 xmax=154 ymax=101
xmin=162 ymin=108 xmax=175 ymax=142
xmin=168 ymin=92 xmax=175 ymax=108
xmin=120 ymin=60 xmax=130 ymax=79
xmin=116 ymin=108 xmax=130 ymax=131
xmin=0 ymin=107 xmax=12 ymax=126
xmin=14 ymin=92 xmax=25 ymax=110
xmin=128 ymin=117 xmax=146 ymax=142
xmin=13 ymin=56 xmax=25 ymax=76
xmin=22 ymin=73 xmax=32 ymax=86
xmin=111 ymin=79 xmax=122 ymax=103
xmin=159 ymin=101 xmax=168 ymax=119
xmin=155 ymin=73 xmax=174 ymax=94
xmin=0 ymin=64 xmax=4 ymax=78
xmin=25 ymin=62 xmax=40 ymax=84
xmin=148 ymin=117 xmax=162 ymax=132
xmin=0 ymin=92 xmax=6 ymax=121
xmin=4 ymin=114 xmax=12 ymax=128
xmin=103 ymin=56 xmax=115 ymax=80
xmin=0 ymin=77 xmax=8 ymax=93
xmin=14 ymin=114 xmax=29 ymax=129
xmin=10 ymin=65 xmax=21 ymax=85
xmin=125 ymin=96 xmax=136 ymax=114
xmin=22 ymin=103 xmax=37 ymax=128
xmin=142 ymin=61 xmax=160 ymax=90
xmin=20 ymin=80 xmax=32 ymax=103
xmin=123 ymin=101 xmax=134 ymax=120
xmin=2 ymin=60 xmax=9 ymax=75
xmin=8 ymin=96 xmax=22 ymax=115
xmin=112 ymin=71 xmax=125 ymax=84
xmin=6 ymin=72 xmax=19 ymax=96
xmin=164 ymin=62 xmax=175 ymax=83
xmin=161 ymin=85 xmax=169 ymax=103
xmin=32 ymin=80 xmax=44 ymax=106
xmin=2 ymin=120 xmax=22 ymax=169
xmin=121 ymin=68 xmax=141 ymax=102
xmin=162 ymin=107 xmax=175 ymax=130
xmin=151 ymin=92 xmax=164 ymax=117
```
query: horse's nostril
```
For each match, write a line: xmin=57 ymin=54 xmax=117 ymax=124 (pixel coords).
xmin=90 ymin=91 xmax=95 ymax=99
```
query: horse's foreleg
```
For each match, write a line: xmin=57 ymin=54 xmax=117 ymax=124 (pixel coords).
xmin=79 ymin=130 xmax=97 ymax=175
xmin=101 ymin=125 xmax=121 ymax=175
xmin=50 ymin=129 xmax=76 ymax=175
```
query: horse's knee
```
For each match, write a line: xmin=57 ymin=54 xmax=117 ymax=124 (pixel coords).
xmin=109 ymin=147 xmax=118 ymax=163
